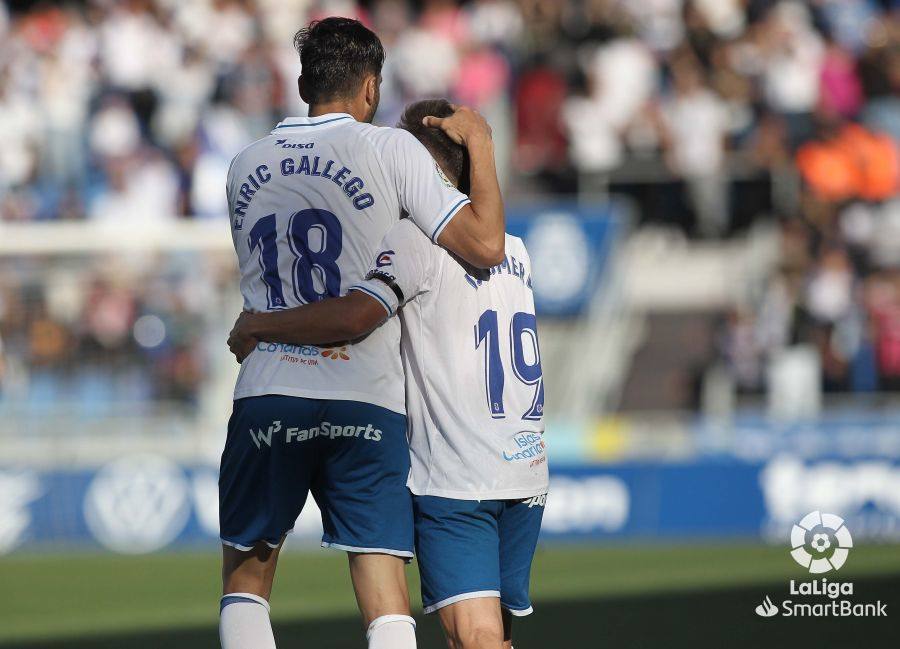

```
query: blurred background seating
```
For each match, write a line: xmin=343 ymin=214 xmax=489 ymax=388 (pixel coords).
xmin=2 ymin=0 xmax=900 ymax=411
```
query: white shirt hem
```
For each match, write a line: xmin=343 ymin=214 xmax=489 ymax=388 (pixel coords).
xmin=233 ymin=385 xmax=406 ymax=416
xmin=407 ymin=483 xmax=549 ymax=501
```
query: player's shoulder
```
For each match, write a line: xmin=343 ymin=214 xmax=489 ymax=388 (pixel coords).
xmin=385 ymin=217 xmax=434 ymax=249
xmin=231 ymin=133 xmax=276 ymax=161
xmin=382 ymin=219 xmax=447 ymax=269
xmin=350 ymin=123 xmax=424 ymax=155
xmin=227 ymin=135 xmax=276 ymax=178
xmin=504 ymin=233 xmax=531 ymax=261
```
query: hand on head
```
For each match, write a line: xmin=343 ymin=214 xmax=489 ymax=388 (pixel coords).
xmin=422 ymin=105 xmax=492 ymax=146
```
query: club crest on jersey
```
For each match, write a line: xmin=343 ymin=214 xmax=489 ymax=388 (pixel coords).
xmin=376 ymin=250 xmax=395 ymax=268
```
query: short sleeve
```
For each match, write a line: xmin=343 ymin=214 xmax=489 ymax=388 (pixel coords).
xmin=225 ymin=154 xmax=238 ymax=216
xmin=349 ymin=220 xmax=437 ymax=316
xmin=383 ymin=129 xmax=471 ymax=242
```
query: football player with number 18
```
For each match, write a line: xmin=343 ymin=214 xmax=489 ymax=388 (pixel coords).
xmin=218 ymin=18 xmax=506 ymax=649
xmin=229 ymin=98 xmax=549 ymax=649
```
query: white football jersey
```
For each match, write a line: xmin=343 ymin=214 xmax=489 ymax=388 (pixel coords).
xmin=353 ymin=219 xmax=550 ymax=500
xmin=228 ymin=113 xmax=471 ymax=414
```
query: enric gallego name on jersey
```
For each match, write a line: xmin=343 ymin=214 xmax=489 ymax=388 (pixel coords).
xmin=782 ymin=578 xmax=887 ymax=617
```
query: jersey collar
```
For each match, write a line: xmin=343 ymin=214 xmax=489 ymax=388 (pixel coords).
xmin=271 ymin=113 xmax=354 ymax=132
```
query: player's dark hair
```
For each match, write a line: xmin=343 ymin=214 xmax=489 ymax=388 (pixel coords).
xmin=398 ymin=99 xmax=470 ymax=194
xmin=293 ymin=17 xmax=385 ymax=105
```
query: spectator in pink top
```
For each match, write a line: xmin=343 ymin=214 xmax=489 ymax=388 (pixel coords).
xmin=819 ymin=34 xmax=864 ymax=119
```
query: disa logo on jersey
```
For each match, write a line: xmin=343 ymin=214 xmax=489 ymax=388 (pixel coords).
xmin=274 ymin=139 xmax=314 ymax=149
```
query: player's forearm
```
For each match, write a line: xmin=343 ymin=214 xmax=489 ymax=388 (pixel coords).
xmin=464 ymin=133 xmax=505 ymax=264
xmin=244 ymin=297 xmax=372 ymax=345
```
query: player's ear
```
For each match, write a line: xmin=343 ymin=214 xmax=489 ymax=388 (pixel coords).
xmin=364 ymin=74 xmax=378 ymax=107
xmin=297 ymin=75 xmax=310 ymax=104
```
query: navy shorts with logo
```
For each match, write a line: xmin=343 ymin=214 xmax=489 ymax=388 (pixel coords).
xmin=413 ymin=494 xmax=546 ymax=615
xmin=219 ymin=395 xmax=413 ymax=557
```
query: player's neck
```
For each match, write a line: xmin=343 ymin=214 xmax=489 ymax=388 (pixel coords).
xmin=309 ymin=102 xmax=363 ymax=122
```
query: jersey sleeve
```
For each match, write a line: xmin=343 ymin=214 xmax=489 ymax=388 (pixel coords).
xmin=225 ymin=154 xmax=237 ymax=217
xmin=349 ymin=220 xmax=437 ymax=316
xmin=383 ymin=129 xmax=471 ymax=242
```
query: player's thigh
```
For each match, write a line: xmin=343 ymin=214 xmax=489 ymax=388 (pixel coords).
xmin=313 ymin=400 xmax=413 ymax=557
xmin=437 ymin=597 xmax=504 ymax=649
xmin=497 ymin=495 xmax=546 ymax=616
xmin=222 ymin=539 xmax=283 ymax=599
xmin=219 ymin=396 xmax=320 ymax=555
xmin=413 ymin=496 xmax=502 ymax=614
xmin=347 ymin=551 xmax=411 ymax=624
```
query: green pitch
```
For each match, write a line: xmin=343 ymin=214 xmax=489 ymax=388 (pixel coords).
xmin=2 ymin=543 xmax=899 ymax=648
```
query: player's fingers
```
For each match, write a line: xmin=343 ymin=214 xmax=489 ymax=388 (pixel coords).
xmin=237 ymin=339 xmax=256 ymax=362
xmin=422 ymin=116 xmax=444 ymax=128
xmin=227 ymin=331 xmax=245 ymax=352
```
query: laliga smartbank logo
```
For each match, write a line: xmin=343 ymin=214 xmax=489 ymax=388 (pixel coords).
xmin=790 ymin=510 xmax=852 ymax=574
xmin=754 ymin=511 xmax=887 ymax=619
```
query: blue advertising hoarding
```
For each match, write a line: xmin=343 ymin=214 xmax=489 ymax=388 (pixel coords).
xmin=506 ymin=202 xmax=622 ymax=316
xmin=1 ymin=455 xmax=897 ymax=554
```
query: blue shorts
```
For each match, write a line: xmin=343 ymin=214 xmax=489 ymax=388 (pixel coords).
xmin=413 ymin=494 xmax=546 ymax=616
xmin=219 ymin=395 xmax=413 ymax=557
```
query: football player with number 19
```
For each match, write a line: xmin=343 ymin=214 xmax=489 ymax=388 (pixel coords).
xmin=219 ymin=18 xmax=506 ymax=649
xmin=229 ymin=99 xmax=550 ymax=649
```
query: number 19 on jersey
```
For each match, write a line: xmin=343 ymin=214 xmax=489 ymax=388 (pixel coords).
xmin=475 ymin=309 xmax=544 ymax=421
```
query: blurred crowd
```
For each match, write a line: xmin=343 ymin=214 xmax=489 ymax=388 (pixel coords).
xmin=719 ymin=201 xmax=900 ymax=395
xmin=688 ymin=1 xmax=900 ymax=396
xmin=2 ymin=0 xmax=900 ymax=406
xmin=0 ymin=253 xmax=234 ymax=410
xmin=0 ymin=0 xmax=898 ymax=227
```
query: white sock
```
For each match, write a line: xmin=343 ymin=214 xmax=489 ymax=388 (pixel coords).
xmin=367 ymin=614 xmax=416 ymax=649
xmin=220 ymin=592 xmax=276 ymax=649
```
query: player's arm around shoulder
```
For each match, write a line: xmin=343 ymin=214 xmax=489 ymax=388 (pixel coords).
xmin=227 ymin=292 xmax=388 ymax=362
xmin=352 ymin=218 xmax=437 ymax=313
xmin=226 ymin=221 xmax=436 ymax=363
xmin=428 ymin=106 xmax=506 ymax=269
